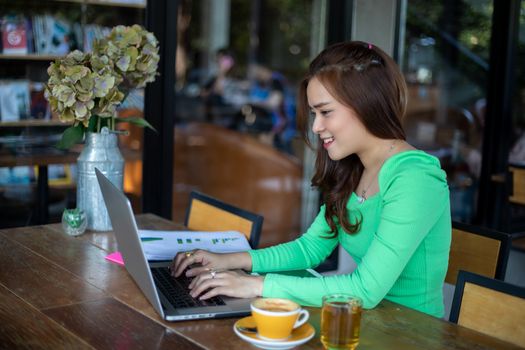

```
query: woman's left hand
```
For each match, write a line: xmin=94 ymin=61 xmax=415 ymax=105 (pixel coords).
xmin=188 ymin=270 xmax=264 ymax=300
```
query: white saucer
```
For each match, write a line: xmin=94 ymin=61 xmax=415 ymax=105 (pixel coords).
xmin=233 ymin=316 xmax=315 ymax=350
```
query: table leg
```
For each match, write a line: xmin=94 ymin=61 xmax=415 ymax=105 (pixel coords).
xmin=35 ymin=165 xmax=49 ymax=224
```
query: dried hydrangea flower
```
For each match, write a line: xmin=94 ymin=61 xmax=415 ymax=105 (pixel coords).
xmin=44 ymin=25 xmax=159 ymax=148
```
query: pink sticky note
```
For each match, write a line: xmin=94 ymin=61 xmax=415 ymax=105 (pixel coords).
xmin=105 ymin=251 xmax=124 ymax=266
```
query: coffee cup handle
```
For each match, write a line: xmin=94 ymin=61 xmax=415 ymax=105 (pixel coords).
xmin=293 ymin=309 xmax=309 ymax=329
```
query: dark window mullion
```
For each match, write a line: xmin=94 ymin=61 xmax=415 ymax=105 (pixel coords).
xmin=476 ymin=0 xmax=521 ymax=229
xmin=142 ymin=0 xmax=177 ymax=219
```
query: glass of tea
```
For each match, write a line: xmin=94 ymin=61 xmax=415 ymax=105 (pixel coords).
xmin=321 ymin=294 xmax=362 ymax=350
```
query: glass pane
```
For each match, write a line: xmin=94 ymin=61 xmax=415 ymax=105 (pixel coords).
xmin=402 ymin=0 xmax=493 ymax=223
xmin=510 ymin=2 xmax=525 ymax=165
xmin=508 ymin=1 xmax=525 ymax=229
xmin=174 ymin=0 xmax=319 ymax=247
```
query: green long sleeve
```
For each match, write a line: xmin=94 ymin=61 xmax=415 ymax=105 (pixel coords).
xmin=249 ymin=151 xmax=451 ymax=318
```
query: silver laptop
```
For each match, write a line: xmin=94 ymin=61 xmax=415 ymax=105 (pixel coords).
xmin=95 ymin=168 xmax=252 ymax=321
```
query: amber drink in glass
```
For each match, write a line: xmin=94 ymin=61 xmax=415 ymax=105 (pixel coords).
xmin=321 ymin=294 xmax=362 ymax=350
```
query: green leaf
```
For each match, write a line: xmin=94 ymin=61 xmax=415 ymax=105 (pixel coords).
xmin=87 ymin=115 xmax=99 ymax=132
xmin=115 ymin=117 xmax=157 ymax=132
xmin=56 ymin=124 xmax=84 ymax=150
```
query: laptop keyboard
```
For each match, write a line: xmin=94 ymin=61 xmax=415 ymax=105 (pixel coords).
xmin=151 ymin=267 xmax=226 ymax=309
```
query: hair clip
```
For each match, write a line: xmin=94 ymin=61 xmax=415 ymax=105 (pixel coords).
xmin=368 ymin=43 xmax=373 ymax=50
xmin=370 ymin=59 xmax=381 ymax=65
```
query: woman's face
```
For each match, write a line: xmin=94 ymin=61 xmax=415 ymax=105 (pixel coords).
xmin=307 ymin=77 xmax=369 ymax=161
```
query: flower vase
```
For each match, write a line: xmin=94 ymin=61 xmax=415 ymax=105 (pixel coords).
xmin=77 ymin=127 xmax=124 ymax=231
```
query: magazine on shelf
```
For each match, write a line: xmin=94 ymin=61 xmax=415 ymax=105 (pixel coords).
xmin=95 ymin=0 xmax=145 ymax=5
xmin=31 ymin=14 xmax=74 ymax=55
xmin=1 ymin=15 xmax=28 ymax=54
xmin=0 ymin=80 xmax=31 ymax=122
xmin=30 ymin=82 xmax=50 ymax=120
xmin=0 ymin=166 xmax=33 ymax=186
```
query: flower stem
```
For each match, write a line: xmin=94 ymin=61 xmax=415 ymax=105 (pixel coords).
xmin=97 ymin=116 xmax=101 ymax=133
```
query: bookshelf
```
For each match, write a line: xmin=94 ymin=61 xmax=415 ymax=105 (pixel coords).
xmin=54 ymin=0 xmax=146 ymax=8
xmin=0 ymin=0 xmax=148 ymax=225
xmin=0 ymin=0 xmax=146 ymax=124
xmin=0 ymin=120 xmax=72 ymax=127
xmin=0 ymin=54 xmax=61 ymax=61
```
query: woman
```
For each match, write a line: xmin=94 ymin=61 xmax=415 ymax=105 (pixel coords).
xmin=171 ymin=41 xmax=451 ymax=318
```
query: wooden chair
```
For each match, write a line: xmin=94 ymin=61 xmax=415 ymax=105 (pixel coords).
xmin=509 ymin=166 xmax=525 ymax=205
xmin=184 ymin=191 xmax=264 ymax=248
xmin=505 ymin=164 xmax=525 ymax=232
xmin=449 ymin=270 xmax=525 ymax=347
xmin=445 ymin=221 xmax=511 ymax=285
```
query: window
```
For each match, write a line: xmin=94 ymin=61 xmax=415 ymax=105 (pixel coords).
xmin=401 ymin=0 xmax=493 ymax=223
xmin=173 ymin=0 xmax=322 ymax=247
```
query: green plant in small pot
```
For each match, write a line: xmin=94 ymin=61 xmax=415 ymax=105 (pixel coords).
xmin=45 ymin=24 xmax=159 ymax=147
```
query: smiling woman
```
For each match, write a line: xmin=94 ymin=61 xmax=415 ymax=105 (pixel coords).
xmin=299 ymin=42 xmax=410 ymax=235
xmin=171 ymin=41 xmax=452 ymax=319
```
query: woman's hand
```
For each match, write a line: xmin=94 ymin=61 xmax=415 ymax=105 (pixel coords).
xmin=170 ymin=250 xmax=251 ymax=278
xmin=188 ymin=269 xmax=264 ymax=300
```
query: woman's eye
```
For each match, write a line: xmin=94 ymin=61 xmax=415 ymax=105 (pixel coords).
xmin=309 ymin=110 xmax=316 ymax=118
xmin=321 ymin=110 xmax=331 ymax=116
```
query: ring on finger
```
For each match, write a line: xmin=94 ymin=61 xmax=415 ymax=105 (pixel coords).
xmin=210 ymin=269 xmax=217 ymax=279
xmin=185 ymin=251 xmax=194 ymax=258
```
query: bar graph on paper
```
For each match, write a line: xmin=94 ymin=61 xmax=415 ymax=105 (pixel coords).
xmin=175 ymin=237 xmax=240 ymax=245
xmin=176 ymin=238 xmax=203 ymax=244
xmin=211 ymin=237 xmax=241 ymax=245
xmin=138 ymin=229 xmax=251 ymax=260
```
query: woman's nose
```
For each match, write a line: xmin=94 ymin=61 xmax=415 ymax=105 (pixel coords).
xmin=311 ymin=115 xmax=324 ymax=134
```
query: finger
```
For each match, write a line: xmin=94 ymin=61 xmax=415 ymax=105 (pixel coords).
xmin=188 ymin=268 xmax=214 ymax=288
xmin=171 ymin=258 xmax=186 ymax=277
xmin=198 ymin=286 xmax=226 ymax=300
xmin=173 ymin=254 xmax=194 ymax=277
xmin=189 ymin=269 xmax=215 ymax=289
xmin=186 ymin=266 xmax=213 ymax=278
xmin=171 ymin=252 xmax=186 ymax=271
xmin=190 ymin=276 xmax=222 ymax=298
xmin=170 ymin=253 xmax=183 ymax=276
xmin=188 ymin=273 xmax=205 ymax=289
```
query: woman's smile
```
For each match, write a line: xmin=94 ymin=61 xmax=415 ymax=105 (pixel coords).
xmin=322 ymin=137 xmax=335 ymax=149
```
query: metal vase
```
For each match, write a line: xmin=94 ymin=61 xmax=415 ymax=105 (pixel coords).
xmin=77 ymin=127 xmax=124 ymax=231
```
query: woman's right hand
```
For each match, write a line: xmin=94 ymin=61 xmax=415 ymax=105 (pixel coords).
xmin=170 ymin=250 xmax=251 ymax=278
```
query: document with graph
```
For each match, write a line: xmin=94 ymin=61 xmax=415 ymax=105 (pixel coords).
xmin=137 ymin=229 xmax=251 ymax=261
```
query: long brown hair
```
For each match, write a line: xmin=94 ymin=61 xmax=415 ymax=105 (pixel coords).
xmin=297 ymin=41 xmax=407 ymax=236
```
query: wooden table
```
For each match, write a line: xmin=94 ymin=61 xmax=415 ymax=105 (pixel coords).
xmin=0 ymin=214 xmax=521 ymax=349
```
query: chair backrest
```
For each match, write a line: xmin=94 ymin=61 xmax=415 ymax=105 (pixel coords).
xmin=449 ymin=270 xmax=525 ymax=347
xmin=509 ymin=166 xmax=525 ymax=205
xmin=184 ymin=191 xmax=263 ymax=248
xmin=445 ymin=221 xmax=511 ymax=284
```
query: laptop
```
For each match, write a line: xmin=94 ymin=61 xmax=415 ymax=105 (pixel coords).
xmin=95 ymin=168 xmax=253 ymax=321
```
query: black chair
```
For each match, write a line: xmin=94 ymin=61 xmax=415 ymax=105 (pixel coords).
xmin=184 ymin=191 xmax=263 ymax=248
xmin=449 ymin=270 xmax=525 ymax=347
xmin=446 ymin=221 xmax=512 ymax=285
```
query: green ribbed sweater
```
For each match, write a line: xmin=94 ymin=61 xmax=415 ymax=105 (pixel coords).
xmin=248 ymin=150 xmax=451 ymax=318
